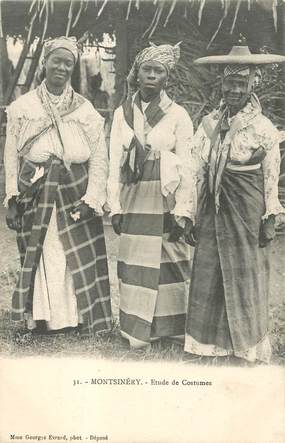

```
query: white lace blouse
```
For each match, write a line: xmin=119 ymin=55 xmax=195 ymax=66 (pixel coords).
xmin=4 ymin=88 xmax=108 ymax=214
xmin=192 ymin=102 xmax=285 ymax=219
xmin=107 ymin=101 xmax=196 ymax=220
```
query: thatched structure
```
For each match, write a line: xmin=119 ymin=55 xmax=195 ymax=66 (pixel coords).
xmin=0 ymin=1 xmax=284 ymax=122
xmin=1 ymin=1 xmax=283 ymax=45
xmin=1 ymin=0 xmax=284 ymax=115
xmin=0 ymin=0 xmax=284 ymax=204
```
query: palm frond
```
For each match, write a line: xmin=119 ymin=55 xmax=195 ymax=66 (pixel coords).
xmin=26 ymin=4 xmax=40 ymax=45
xmin=272 ymin=0 xmax=278 ymax=31
xmin=0 ymin=1 xmax=3 ymax=38
xmin=28 ymin=0 xmax=38 ymax=15
xmin=39 ymin=0 xmax=47 ymax=21
xmin=66 ymin=0 xmax=74 ymax=37
xmin=164 ymin=0 xmax=177 ymax=27
xmin=148 ymin=3 xmax=164 ymax=38
xmin=97 ymin=0 xmax=109 ymax=18
xmin=126 ymin=0 xmax=132 ymax=20
xmin=72 ymin=0 xmax=85 ymax=28
xmin=41 ymin=2 xmax=49 ymax=42
xmin=142 ymin=5 xmax=159 ymax=39
xmin=7 ymin=0 xmax=280 ymax=54
xmin=230 ymin=0 xmax=242 ymax=34
xmin=198 ymin=0 xmax=206 ymax=26
xmin=207 ymin=1 xmax=229 ymax=49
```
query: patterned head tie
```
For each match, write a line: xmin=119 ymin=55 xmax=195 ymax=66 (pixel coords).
xmin=127 ymin=42 xmax=181 ymax=96
xmin=135 ymin=42 xmax=181 ymax=73
xmin=223 ymin=64 xmax=262 ymax=89
xmin=43 ymin=36 xmax=79 ymax=63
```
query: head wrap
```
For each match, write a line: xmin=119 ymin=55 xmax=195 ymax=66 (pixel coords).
xmin=224 ymin=65 xmax=250 ymax=77
xmin=135 ymin=42 xmax=181 ymax=72
xmin=223 ymin=64 xmax=262 ymax=94
xmin=43 ymin=36 xmax=79 ymax=63
xmin=224 ymin=64 xmax=261 ymax=80
xmin=127 ymin=42 xmax=181 ymax=96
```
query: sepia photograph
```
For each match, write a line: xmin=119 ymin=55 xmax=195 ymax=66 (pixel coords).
xmin=0 ymin=0 xmax=285 ymax=442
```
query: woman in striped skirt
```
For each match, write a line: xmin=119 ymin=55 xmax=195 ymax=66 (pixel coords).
xmin=107 ymin=43 xmax=196 ymax=348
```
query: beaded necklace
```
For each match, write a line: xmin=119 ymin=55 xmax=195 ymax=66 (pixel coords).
xmin=39 ymin=80 xmax=72 ymax=169
xmin=41 ymin=80 xmax=71 ymax=112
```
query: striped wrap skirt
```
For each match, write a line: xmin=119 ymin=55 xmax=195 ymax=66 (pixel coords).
xmin=118 ymin=150 xmax=191 ymax=348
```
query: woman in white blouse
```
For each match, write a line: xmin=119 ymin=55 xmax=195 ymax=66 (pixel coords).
xmin=4 ymin=37 xmax=112 ymax=335
xmin=107 ymin=43 xmax=195 ymax=349
xmin=184 ymin=46 xmax=285 ymax=364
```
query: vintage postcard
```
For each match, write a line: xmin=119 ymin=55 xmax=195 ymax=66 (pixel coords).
xmin=0 ymin=0 xmax=284 ymax=442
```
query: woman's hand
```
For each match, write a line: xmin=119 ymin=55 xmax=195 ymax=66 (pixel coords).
xmin=184 ymin=219 xmax=196 ymax=247
xmin=70 ymin=202 xmax=95 ymax=222
xmin=168 ymin=215 xmax=184 ymax=242
xmin=259 ymin=215 xmax=276 ymax=248
xmin=6 ymin=197 xmax=21 ymax=231
xmin=112 ymin=214 xmax=123 ymax=235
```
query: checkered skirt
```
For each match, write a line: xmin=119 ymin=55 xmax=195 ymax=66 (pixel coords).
xmin=12 ymin=156 xmax=112 ymax=334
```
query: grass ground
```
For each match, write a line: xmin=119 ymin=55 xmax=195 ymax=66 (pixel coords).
xmin=0 ymin=205 xmax=284 ymax=365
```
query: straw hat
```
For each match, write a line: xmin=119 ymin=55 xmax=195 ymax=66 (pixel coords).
xmin=194 ymin=45 xmax=285 ymax=65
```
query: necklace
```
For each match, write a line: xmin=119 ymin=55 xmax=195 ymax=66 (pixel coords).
xmin=43 ymin=81 xmax=70 ymax=109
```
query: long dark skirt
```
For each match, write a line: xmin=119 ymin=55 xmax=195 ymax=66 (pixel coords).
xmin=186 ymin=167 xmax=270 ymax=352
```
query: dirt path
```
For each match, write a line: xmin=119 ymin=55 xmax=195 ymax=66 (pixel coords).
xmin=0 ymin=206 xmax=18 ymax=271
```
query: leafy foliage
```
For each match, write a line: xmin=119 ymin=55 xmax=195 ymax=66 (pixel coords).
xmin=128 ymin=16 xmax=285 ymax=130
xmin=169 ymin=58 xmax=285 ymax=130
xmin=256 ymin=64 xmax=285 ymax=129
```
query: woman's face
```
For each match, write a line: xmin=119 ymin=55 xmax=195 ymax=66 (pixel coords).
xmin=222 ymin=74 xmax=249 ymax=112
xmin=44 ymin=48 xmax=75 ymax=90
xmin=137 ymin=60 xmax=168 ymax=98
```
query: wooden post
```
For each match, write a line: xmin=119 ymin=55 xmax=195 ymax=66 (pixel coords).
xmin=277 ymin=2 xmax=285 ymax=116
xmin=113 ymin=2 xmax=128 ymax=108
xmin=0 ymin=0 xmax=5 ymax=199
xmin=0 ymin=0 xmax=10 ymax=134
xmin=277 ymin=2 xmax=285 ymax=208
xmin=0 ymin=0 xmax=5 ymax=110
xmin=279 ymin=2 xmax=285 ymax=54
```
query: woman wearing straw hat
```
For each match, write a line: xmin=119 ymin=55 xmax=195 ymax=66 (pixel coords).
xmin=4 ymin=37 xmax=112 ymax=336
xmin=184 ymin=45 xmax=285 ymax=363
xmin=107 ymin=43 xmax=195 ymax=349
